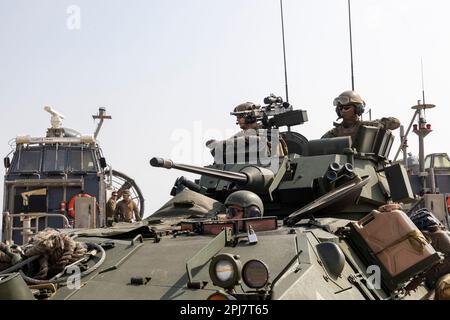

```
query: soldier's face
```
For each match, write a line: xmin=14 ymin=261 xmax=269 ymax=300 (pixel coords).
xmin=237 ymin=116 xmax=257 ymax=130
xmin=237 ymin=116 xmax=247 ymax=129
xmin=340 ymin=105 xmax=356 ymax=120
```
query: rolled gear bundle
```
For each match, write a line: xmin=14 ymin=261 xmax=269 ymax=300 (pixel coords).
xmin=423 ymin=227 xmax=450 ymax=288
xmin=0 ymin=243 xmax=22 ymax=272
xmin=378 ymin=117 xmax=401 ymax=131
xmin=0 ymin=243 xmax=12 ymax=271
xmin=435 ymin=273 xmax=450 ymax=300
xmin=409 ymin=208 xmax=441 ymax=232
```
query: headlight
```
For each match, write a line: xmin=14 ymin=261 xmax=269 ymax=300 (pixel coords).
xmin=209 ymin=254 xmax=242 ymax=289
xmin=207 ymin=291 xmax=237 ymax=300
xmin=215 ymin=260 xmax=234 ymax=282
xmin=242 ymin=259 xmax=269 ymax=289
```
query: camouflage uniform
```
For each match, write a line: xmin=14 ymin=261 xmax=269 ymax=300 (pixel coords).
xmin=322 ymin=90 xmax=400 ymax=141
xmin=115 ymin=199 xmax=141 ymax=223
xmin=321 ymin=117 xmax=401 ymax=142
xmin=227 ymin=127 xmax=288 ymax=157
xmin=105 ymin=196 xmax=117 ymax=226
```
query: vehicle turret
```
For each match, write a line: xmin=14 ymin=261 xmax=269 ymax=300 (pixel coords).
xmin=151 ymin=121 xmax=415 ymax=220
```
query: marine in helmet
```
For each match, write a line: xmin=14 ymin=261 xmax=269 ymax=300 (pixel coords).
xmin=206 ymin=102 xmax=261 ymax=156
xmin=206 ymin=102 xmax=288 ymax=156
xmin=206 ymin=102 xmax=261 ymax=151
xmin=224 ymin=190 xmax=264 ymax=221
xmin=114 ymin=190 xmax=142 ymax=223
xmin=106 ymin=190 xmax=118 ymax=226
xmin=321 ymin=90 xmax=400 ymax=142
xmin=206 ymin=101 xmax=288 ymax=158
xmin=231 ymin=101 xmax=289 ymax=156
xmin=232 ymin=102 xmax=261 ymax=133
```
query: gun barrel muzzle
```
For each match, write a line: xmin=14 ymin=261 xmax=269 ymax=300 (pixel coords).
xmin=150 ymin=157 xmax=174 ymax=169
xmin=150 ymin=157 xmax=248 ymax=184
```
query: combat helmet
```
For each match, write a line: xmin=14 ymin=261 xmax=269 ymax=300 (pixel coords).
xmin=333 ymin=90 xmax=366 ymax=117
xmin=224 ymin=190 xmax=264 ymax=218
xmin=231 ymin=102 xmax=260 ymax=124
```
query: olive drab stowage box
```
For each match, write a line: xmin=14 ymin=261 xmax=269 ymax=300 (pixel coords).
xmin=347 ymin=208 xmax=442 ymax=290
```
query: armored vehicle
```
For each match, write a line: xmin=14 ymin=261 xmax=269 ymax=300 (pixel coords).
xmin=1 ymin=107 xmax=145 ymax=245
xmin=1 ymin=96 xmax=447 ymax=301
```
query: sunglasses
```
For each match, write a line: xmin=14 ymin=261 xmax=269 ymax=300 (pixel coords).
xmin=339 ymin=105 xmax=354 ymax=111
xmin=236 ymin=113 xmax=253 ymax=119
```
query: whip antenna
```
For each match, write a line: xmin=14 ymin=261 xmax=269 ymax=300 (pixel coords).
xmin=348 ymin=0 xmax=355 ymax=90
xmin=280 ymin=0 xmax=289 ymax=102
xmin=421 ymin=58 xmax=426 ymax=104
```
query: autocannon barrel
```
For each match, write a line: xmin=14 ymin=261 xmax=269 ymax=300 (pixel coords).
xmin=150 ymin=157 xmax=275 ymax=192
xmin=150 ymin=157 xmax=248 ymax=184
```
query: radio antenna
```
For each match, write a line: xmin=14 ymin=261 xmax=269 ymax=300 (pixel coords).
xmin=280 ymin=0 xmax=289 ymax=102
xmin=348 ymin=0 xmax=355 ymax=90
xmin=421 ymin=58 xmax=426 ymax=104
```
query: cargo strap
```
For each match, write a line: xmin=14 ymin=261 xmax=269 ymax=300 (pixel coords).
xmin=375 ymin=230 xmax=428 ymax=255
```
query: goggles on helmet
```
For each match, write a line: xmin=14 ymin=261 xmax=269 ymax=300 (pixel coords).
xmin=333 ymin=96 xmax=353 ymax=106
xmin=230 ymin=110 xmax=255 ymax=117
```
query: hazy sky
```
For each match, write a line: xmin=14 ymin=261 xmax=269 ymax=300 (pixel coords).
xmin=1 ymin=0 xmax=450 ymax=216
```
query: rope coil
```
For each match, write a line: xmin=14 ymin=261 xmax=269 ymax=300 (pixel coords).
xmin=23 ymin=228 xmax=88 ymax=279
xmin=0 ymin=228 xmax=106 ymax=285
